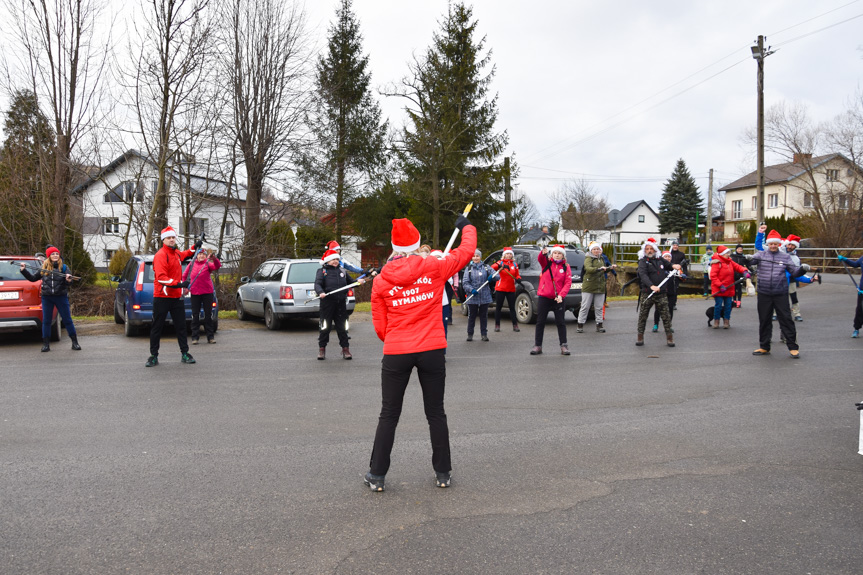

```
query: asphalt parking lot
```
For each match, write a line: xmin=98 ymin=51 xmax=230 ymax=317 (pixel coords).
xmin=2 ymin=274 xmax=862 ymax=574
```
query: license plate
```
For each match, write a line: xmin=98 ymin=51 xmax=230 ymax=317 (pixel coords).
xmin=307 ymin=290 xmax=316 ymax=298
xmin=571 ymin=283 xmax=582 ymax=290
xmin=0 ymin=291 xmax=18 ymax=300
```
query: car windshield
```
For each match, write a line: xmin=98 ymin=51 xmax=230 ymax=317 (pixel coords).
xmin=0 ymin=260 xmax=37 ymax=280
xmin=286 ymin=262 xmax=320 ymax=284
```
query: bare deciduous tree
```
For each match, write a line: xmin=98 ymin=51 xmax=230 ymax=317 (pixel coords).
xmin=549 ymin=178 xmax=611 ymax=246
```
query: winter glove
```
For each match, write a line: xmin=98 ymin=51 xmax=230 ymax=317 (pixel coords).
xmin=180 ymin=280 xmax=190 ymax=289
xmin=837 ymin=254 xmax=848 ymax=262
xmin=193 ymin=238 xmax=203 ymax=251
xmin=719 ymin=285 xmax=726 ymax=291
xmin=515 ymin=278 xmax=524 ymax=286
xmin=801 ymin=263 xmax=811 ymax=272
xmin=471 ymin=288 xmax=478 ymax=295
xmin=455 ymin=215 xmax=471 ymax=231
xmin=744 ymin=272 xmax=751 ymax=279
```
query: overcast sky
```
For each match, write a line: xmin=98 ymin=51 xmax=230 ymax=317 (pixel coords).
xmin=305 ymin=0 xmax=863 ymax=220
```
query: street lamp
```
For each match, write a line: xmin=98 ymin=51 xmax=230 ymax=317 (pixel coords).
xmin=751 ymin=35 xmax=775 ymax=226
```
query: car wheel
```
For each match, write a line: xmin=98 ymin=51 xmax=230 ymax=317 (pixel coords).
xmin=515 ymin=292 xmax=537 ymax=324
xmin=49 ymin=316 xmax=61 ymax=342
xmin=113 ymin=299 xmax=124 ymax=324
xmin=236 ymin=296 xmax=250 ymax=321
xmin=264 ymin=301 xmax=281 ymax=330
xmin=124 ymin=307 xmax=139 ymax=337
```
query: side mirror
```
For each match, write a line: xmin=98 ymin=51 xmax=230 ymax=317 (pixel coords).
xmin=110 ymin=276 xmax=120 ymax=282
xmin=240 ymin=276 xmax=251 ymax=284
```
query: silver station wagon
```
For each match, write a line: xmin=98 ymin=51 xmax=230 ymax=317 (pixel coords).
xmin=235 ymin=258 xmax=357 ymax=330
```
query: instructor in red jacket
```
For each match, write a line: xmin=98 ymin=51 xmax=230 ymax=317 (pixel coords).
xmin=146 ymin=226 xmax=200 ymax=367
xmin=363 ymin=215 xmax=476 ymax=492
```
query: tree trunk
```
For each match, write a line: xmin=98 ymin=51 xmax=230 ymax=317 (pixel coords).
xmin=52 ymin=134 xmax=70 ymax=252
xmin=241 ymin=165 xmax=263 ymax=277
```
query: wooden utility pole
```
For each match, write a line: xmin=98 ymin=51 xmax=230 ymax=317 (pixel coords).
xmin=504 ymin=156 xmax=512 ymax=234
xmin=707 ymin=168 xmax=713 ymax=244
xmin=753 ymin=35 xmax=769 ymax=225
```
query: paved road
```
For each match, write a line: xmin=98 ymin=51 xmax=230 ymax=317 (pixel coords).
xmin=2 ymin=274 xmax=862 ymax=574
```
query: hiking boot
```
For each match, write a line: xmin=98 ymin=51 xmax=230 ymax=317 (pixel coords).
xmin=713 ymin=320 xmax=720 ymax=329
xmin=853 ymin=330 xmax=859 ymax=338
xmin=723 ymin=319 xmax=730 ymax=329
xmin=576 ymin=323 xmax=584 ymax=333
xmin=364 ymin=472 xmax=385 ymax=492
xmin=529 ymin=346 xmax=542 ymax=355
xmin=560 ymin=344 xmax=570 ymax=355
xmin=181 ymin=352 xmax=196 ymax=364
xmin=789 ymin=349 xmax=800 ymax=359
xmin=666 ymin=333 xmax=675 ymax=347
xmin=636 ymin=333 xmax=644 ymax=346
xmin=341 ymin=347 xmax=352 ymax=360
xmin=481 ymin=335 xmax=489 ymax=342
xmin=145 ymin=355 xmax=158 ymax=367
xmin=794 ymin=315 xmax=803 ymax=322
xmin=512 ymin=324 xmax=520 ymax=332
xmin=70 ymin=335 xmax=81 ymax=350
xmin=466 ymin=334 xmax=473 ymax=342
xmin=207 ymin=337 xmax=216 ymax=344
xmin=318 ymin=347 xmax=326 ymax=360
xmin=41 ymin=338 xmax=50 ymax=352
xmin=191 ymin=337 xmax=199 ymax=345
xmin=596 ymin=323 xmax=605 ymax=333
xmin=652 ymin=324 xmax=658 ymax=333
xmin=752 ymin=348 xmax=770 ymax=356
xmin=494 ymin=324 xmax=500 ymax=332
xmin=435 ymin=471 xmax=452 ymax=488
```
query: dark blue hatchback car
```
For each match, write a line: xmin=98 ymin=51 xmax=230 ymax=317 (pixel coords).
xmin=112 ymin=255 xmax=218 ymax=337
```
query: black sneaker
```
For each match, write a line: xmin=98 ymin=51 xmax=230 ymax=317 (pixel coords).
xmin=145 ymin=355 xmax=158 ymax=367
xmin=181 ymin=353 xmax=196 ymax=364
xmin=466 ymin=335 xmax=473 ymax=342
xmin=364 ymin=472 xmax=385 ymax=492
xmin=481 ymin=335 xmax=489 ymax=342
xmin=435 ymin=471 xmax=451 ymax=488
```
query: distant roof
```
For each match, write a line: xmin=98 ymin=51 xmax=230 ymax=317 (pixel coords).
xmin=518 ymin=226 xmax=554 ymax=243
xmin=70 ymin=149 xmax=247 ymax=202
xmin=605 ymin=200 xmax=657 ymax=228
xmin=718 ymin=153 xmax=856 ymax=192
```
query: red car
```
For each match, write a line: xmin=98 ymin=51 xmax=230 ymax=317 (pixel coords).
xmin=0 ymin=256 xmax=61 ymax=341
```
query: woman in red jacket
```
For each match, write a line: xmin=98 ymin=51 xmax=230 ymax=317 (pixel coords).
xmin=710 ymin=245 xmax=750 ymax=329
xmin=490 ymin=247 xmax=521 ymax=332
xmin=531 ymin=244 xmax=572 ymax=356
xmin=364 ymin=216 xmax=476 ymax=493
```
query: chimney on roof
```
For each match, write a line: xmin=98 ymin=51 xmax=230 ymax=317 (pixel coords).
xmin=792 ymin=153 xmax=812 ymax=164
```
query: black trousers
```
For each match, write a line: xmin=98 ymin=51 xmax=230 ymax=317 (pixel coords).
xmin=190 ymin=292 xmax=215 ymax=340
xmin=466 ymin=303 xmax=489 ymax=336
xmin=494 ymin=290 xmax=517 ymax=326
xmin=369 ymin=348 xmax=450 ymax=476
xmin=534 ymin=295 xmax=567 ymax=346
xmin=757 ymin=292 xmax=798 ymax=351
xmin=854 ymin=292 xmax=863 ymax=330
xmin=150 ymin=297 xmax=188 ymax=356
xmin=734 ymin=280 xmax=744 ymax=302
xmin=319 ymin=297 xmax=349 ymax=348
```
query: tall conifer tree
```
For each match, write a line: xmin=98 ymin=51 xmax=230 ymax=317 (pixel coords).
xmin=658 ymin=158 xmax=703 ymax=240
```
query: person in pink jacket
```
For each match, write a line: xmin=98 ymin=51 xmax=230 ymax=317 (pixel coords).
xmin=531 ymin=244 xmax=572 ymax=356
xmin=183 ymin=249 xmax=221 ymax=344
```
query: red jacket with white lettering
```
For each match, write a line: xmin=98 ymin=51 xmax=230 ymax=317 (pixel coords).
xmin=153 ymin=244 xmax=195 ymax=298
xmin=372 ymin=225 xmax=477 ymax=355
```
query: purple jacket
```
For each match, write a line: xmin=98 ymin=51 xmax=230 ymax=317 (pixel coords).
xmin=537 ymin=252 xmax=572 ymax=299
xmin=183 ymin=257 xmax=221 ymax=295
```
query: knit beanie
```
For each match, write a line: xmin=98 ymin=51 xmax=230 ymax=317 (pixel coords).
xmin=45 ymin=246 xmax=60 ymax=258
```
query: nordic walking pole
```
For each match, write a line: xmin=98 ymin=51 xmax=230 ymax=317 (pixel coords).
xmin=645 ymin=269 xmax=678 ymax=300
xmin=835 ymin=250 xmax=861 ymax=290
xmin=463 ymin=269 xmax=500 ymax=303
xmin=13 ymin=260 xmax=82 ymax=281
xmin=442 ymin=203 xmax=474 ymax=256
xmin=304 ymin=274 xmax=369 ymax=304
xmin=710 ymin=276 xmax=749 ymax=298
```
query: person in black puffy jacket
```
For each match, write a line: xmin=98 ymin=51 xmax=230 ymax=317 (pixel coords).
xmin=315 ymin=249 xmax=363 ymax=360
xmin=19 ymin=246 xmax=80 ymax=352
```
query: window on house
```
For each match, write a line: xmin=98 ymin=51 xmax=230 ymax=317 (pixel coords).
xmin=589 ymin=234 xmax=597 ymax=242
xmin=103 ymin=181 xmax=143 ymax=203
xmin=104 ymin=249 xmax=117 ymax=264
xmin=826 ymin=169 xmax=839 ymax=182
xmin=803 ymin=192 xmax=814 ymax=208
xmin=768 ymin=193 xmax=779 ymax=209
xmin=731 ymin=200 xmax=742 ymax=219
xmin=225 ymin=222 xmax=234 ymax=236
xmin=102 ymin=217 xmax=120 ymax=235
xmin=838 ymin=194 xmax=849 ymax=210
xmin=185 ymin=217 xmax=207 ymax=237
xmin=751 ymin=196 xmax=757 ymax=210
xmin=638 ymin=215 xmax=645 ymax=223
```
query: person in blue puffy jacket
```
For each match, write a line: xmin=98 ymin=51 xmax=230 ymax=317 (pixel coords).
xmin=462 ymin=249 xmax=494 ymax=341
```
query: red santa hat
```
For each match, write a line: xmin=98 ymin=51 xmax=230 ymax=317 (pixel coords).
xmin=661 ymin=250 xmax=671 ymax=258
xmin=502 ymin=246 xmax=514 ymax=257
xmin=325 ymin=240 xmax=341 ymax=251
xmin=160 ymin=226 xmax=177 ymax=240
xmin=716 ymin=245 xmax=731 ymax=257
xmin=588 ymin=241 xmax=602 ymax=254
xmin=549 ymin=244 xmax=566 ymax=255
xmin=641 ymin=237 xmax=659 ymax=253
xmin=785 ymin=234 xmax=801 ymax=249
xmin=429 ymin=249 xmax=444 ymax=259
xmin=391 ymin=218 xmax=421 ymax=252
xmin=321 ymin=249 xmax=341 ymax=264
xmin=764 ymin=229 xmax=784 ymax=245
xmin=45 ymin=246 xmax=60 ymax=258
